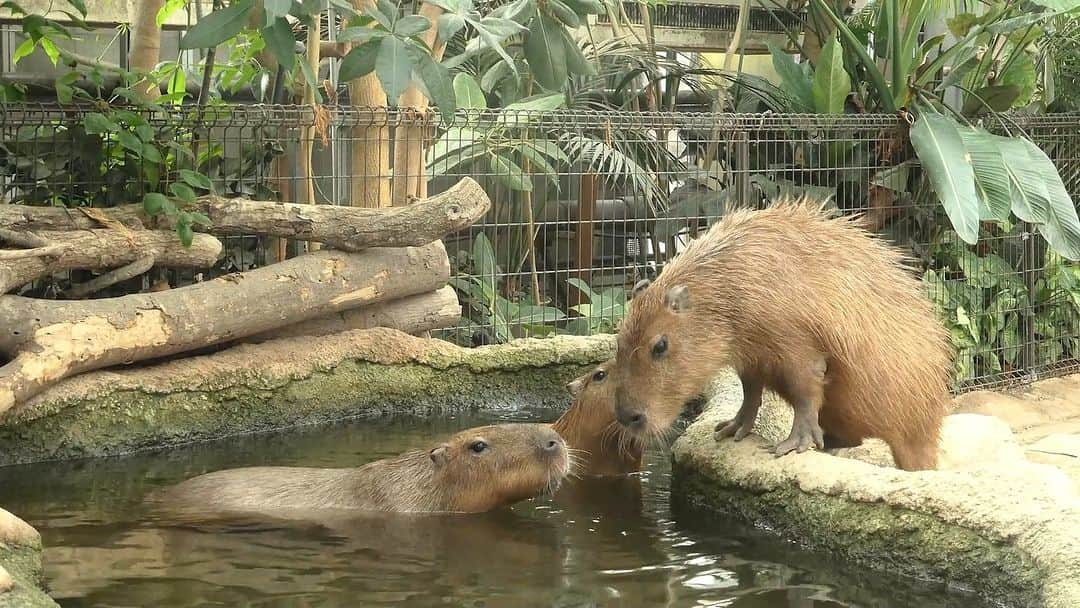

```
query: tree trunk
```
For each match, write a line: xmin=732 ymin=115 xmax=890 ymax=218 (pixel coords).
xmin=0 ymin=241 xmax=451 ymax=416
xmin=390 ymin=2 xmax=447 ymax=206
xmin=0 ymin=229 xmax=223 ymax=294
xmin=0 ymin=177 xmax=490 ymax=252
xmin=244 ymin=285 xmax=460 ymax=342
xmin=300 ymin=10 xmax=322 ymax=215
xmin=128 ymin=0 xmax=166 ymax=101
xmin=348 ymin=0 xmax=391 ymax=208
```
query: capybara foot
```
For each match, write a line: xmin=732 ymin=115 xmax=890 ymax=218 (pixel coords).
xmin=714 ymin=416 xmax=754 ymax=441
xmin=774 ymin=417 xmax=825 ymax=456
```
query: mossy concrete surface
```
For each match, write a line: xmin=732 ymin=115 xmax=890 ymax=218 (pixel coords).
xmin=0 ymin=509 xmax=56 ymax=608
xmin=0 ymin=328 xmax=616 ymax=466
xmin=671 ymin=370 xmax=1080 ymax=608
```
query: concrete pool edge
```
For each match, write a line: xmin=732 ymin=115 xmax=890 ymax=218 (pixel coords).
xmin=0 ymin=510 xmax=57 ymax=608
xmin=670 ymin=382 xmax=1080 ymax=608
xmin=0 ymin=329 xmax=616 ymax=466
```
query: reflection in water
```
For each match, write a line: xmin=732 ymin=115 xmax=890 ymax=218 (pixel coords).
xmin=0 ymin=407 xmax=991 ymax=608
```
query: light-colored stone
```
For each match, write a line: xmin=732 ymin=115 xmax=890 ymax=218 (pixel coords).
xmin=0 ymin=565 xmax=10 ymax=594
xmin=952 ymin=391 xmax=1049 ymax=429
xmin=1028 ymin=433 xmax=1080 ymax=459
xmin=673 ymin=373 xmax=1080 ymax=608
xmin=937 ymin=413 xmax=1025 ymax=469
xmin=0 ymin=509 xmax=39 ymax=549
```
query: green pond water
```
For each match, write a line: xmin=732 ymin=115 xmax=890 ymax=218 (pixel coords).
xmin=0 ymin=405 xmax=997 ymax=608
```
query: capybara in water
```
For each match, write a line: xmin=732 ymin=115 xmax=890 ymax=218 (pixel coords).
xmin=609 ymin=198 xmax=952 ymax=471
xmin=153 ymin=424 xmax=570 ymax=517
xmin=551 ymin=360 xmax=643 ymax=476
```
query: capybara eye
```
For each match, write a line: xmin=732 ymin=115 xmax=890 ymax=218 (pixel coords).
xmin=469 ymin=441 xmax=488 ymax=454
xmin=592 ymin=370 xmax=607 ymax=382
xmin=652 ymin=336 xmax=668 ymax=358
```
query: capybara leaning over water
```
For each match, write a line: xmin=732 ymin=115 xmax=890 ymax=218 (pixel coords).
xmin=552 ymin=360 xmax=643 ymax=476
xmin=153 ymin=424 xmax=570 ymax=517
xmin=608 ymin=198 xmax=953 ymax=471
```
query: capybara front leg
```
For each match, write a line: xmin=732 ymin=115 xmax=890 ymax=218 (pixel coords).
xmin=714 ymin=373 xmax=763 ymax=442
xmin=774 ymin=357 xmax=826 ymax=457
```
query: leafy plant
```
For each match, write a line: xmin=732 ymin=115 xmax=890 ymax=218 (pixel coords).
xmin=449 ymin=233 xmax=565 ymax=343
xmin=565 ymin=278 xmax=627 ymax=334
xmin=760 ymin=0 xmax=1080 ymax=260
xmin=923 ymin=228 xmax=1080 ymax=383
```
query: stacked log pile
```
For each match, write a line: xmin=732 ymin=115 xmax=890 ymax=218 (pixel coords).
xmin=0 ymin=177 xmax=490 ymax=417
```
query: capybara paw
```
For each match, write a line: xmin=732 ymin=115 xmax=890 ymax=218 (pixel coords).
xmin=774 ymin=421 xmax=825 ymax=456
xmin=714 ymin=418 xmax=754 ymax=442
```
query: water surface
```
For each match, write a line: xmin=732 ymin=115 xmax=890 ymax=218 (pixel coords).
xmin=0 ymin=406 xmax=995 ymax=607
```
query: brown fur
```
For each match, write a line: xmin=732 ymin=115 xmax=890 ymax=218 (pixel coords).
xmin=610 ymin=197 xmax=953 ymax=471
xmin=551 ymin=360 xmax=643 ymax=476
xmin=152 ymin=423 xmax=569 ymax=517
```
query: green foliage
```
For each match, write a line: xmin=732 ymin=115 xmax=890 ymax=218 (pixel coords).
xmin=565 ymin=279 xmax=627 ymax=334
xmin=811 ymin=34 xmax=851 ymax=114
xmin=449 ymin=233 xmax=566 ymax=342
xmin=179 ymin=1 xmax=254 ymax=50
xmin=908 ymin=111 xmax=981 ymax=244
xmin=924 ymin=230 xmax=1080 ymax=383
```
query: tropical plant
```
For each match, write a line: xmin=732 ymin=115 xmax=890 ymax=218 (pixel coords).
xmin=565 ymin=278 xmax=627 ymax=334
xmin=923 ymin=228 xmax=1080 ymax=383
xmin=448 ymin=232 xmax=566 ymax=343
xmin=760 ymin=0 xmax=1080 ymax=261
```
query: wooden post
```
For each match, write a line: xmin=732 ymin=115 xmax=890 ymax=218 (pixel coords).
xmin=569 ymin=173 xmax=598 ymax=308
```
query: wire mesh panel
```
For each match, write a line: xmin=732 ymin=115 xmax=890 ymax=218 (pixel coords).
xmin=0 ymin=103 xmax=1077 ymax=391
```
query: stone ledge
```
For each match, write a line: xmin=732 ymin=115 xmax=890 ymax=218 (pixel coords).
xmin=0 ymin=509 xmax=55 ymax=608
xmin=0 ymin=329 xmax=616 ymax=466
xmin=672 ymin=373 xmax=1080 ymax=608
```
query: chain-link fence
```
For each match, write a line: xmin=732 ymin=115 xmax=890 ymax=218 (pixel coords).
xmin=1 ymin=103 xmax=1077 ymax=391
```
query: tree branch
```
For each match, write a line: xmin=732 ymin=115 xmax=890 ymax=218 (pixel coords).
xmin=63 ymin=255 xmax=157 ymax=299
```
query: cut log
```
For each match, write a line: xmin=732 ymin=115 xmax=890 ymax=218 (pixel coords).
xmin=0 ymin=241 xmax=451 ymax=416
xmin=0 ymin=229 xmax=223 ymax=294
xmin=0 ymin=177 xmax=489 ymax=251
xmin=244 ymin=285 xmax=460 ymax=343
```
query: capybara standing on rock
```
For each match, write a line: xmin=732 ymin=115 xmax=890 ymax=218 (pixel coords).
xmin=552 ymin=360 xmax=643 ymax=476
xmin=609 ymin=198 xmax=953 ymax=471
xmin=151 ymin=424 xmax=570 ymax=519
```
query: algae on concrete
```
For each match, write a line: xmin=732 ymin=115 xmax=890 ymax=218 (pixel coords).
xmin=0 ymin=329 xmax=616 ymax=466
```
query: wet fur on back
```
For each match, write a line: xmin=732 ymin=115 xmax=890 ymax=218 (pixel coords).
xmin=614 ymin=197 xmax=953 ymax=470
xmin=551 ymin=360 xmax=643 ymax=476
xmin=153 ymin=423 xmax=569 ymax=517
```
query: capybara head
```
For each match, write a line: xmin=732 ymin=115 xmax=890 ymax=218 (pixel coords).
xmin=552 ymin=360 xmax=643 ymax=476
xmin=610 ymin=278 xmax=724 ymax=437
xmin=429 ymin=423 xmax=570 ymax=512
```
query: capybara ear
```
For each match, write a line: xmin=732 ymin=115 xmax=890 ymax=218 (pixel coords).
xmin=665 ymin=285 xmax=690 ymax=313
xmin=429 ymin=444 xmax=450 ymax=466
xmin=631 ymin=279 xmax=651 ymax=299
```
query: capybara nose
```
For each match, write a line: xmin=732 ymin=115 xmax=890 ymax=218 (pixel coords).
xmin=616 ymin=408 xmax=646 ymax=430
xmin=544 ymin=439 xmax=560 ymax=452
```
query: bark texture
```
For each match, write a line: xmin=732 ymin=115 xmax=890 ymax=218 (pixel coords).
xmin=348 ymin=0 xmax=391 ymax=208
xmin=390 ymin=2 xmax=447 ymax=206
xmin=244 ymin=285 xmax=460 ymax=342
xmin=0 ymin=178 xmax=488 ymax=251
xmin=0 ymin=229 xmax=222 ymax=294
xmin=0 ymin=242 xmax=451 ymax=416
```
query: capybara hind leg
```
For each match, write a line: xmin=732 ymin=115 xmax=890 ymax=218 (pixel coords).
xmin=889 ymin=441 xmax=938 ymax=471
xmin=774 ymin=356 xmax=827 ymax=457
xmin=715 ymin=373 xmax=763 ymax=442
xmin=823 ymin=433 xmax=863 ymax=450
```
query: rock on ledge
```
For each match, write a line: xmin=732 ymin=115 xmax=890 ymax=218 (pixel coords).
xmin=671 ymin=370 xmax=1080 ymax=608
xmin=0 ymin=508 xmax=56 ymax=608
xmin=0 ymin=328 xmax=615 ymax=466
